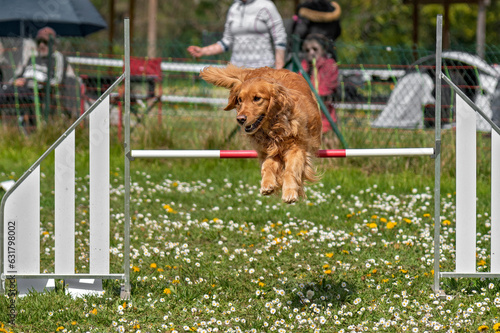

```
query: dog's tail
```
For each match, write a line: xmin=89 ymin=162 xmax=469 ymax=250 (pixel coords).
xmin=200 ymin=64 xmax=249 ymax=89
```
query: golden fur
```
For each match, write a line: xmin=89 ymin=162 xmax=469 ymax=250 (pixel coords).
xmin=200 ymin=64 xmax=322 ymax=203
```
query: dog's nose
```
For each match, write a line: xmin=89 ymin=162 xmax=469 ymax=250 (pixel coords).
xmin=236 ymin=115 xmax=247 ymax=125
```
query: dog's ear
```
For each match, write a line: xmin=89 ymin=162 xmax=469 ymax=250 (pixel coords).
xmin=224 ymin=84 xmax=241 ymax=111
xmin=200 ymin=64 xmax=249 ymax=89
xmin=268 ymin=83 xmax=294 ymax=115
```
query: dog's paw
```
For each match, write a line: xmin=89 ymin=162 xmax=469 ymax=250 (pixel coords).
xmin=260 ymin=183 xmax=276 ymax=196
xmin=282 ymin=189 xmax=299 ymax=204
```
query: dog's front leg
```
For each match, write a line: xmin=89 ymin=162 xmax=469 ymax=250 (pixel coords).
xmin=260 ymin=156 xmax=280 ymax=196
xmin=281 ymin=147 xmax=306 ymax=204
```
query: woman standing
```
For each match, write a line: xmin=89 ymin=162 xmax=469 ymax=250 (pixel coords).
xmin=187 ymin=0 xmax=287 ymax=69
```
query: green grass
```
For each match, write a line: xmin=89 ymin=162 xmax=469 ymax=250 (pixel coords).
xmin=0 ymin=114 xmax=498 ymax=332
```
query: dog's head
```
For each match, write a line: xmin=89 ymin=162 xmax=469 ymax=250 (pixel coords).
xmin=224 ymin=77 xmax=293 ymax=135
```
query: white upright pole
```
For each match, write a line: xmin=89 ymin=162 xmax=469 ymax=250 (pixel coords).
xmin=55 ymin=131 xmax=75 ymax=275
xmin=456 ymin=95 xmax=477 ymax=273
xmin=89 ymin=96 xmax=110 ymax=275
xmin=491 ymin=128 xmax=500 ymax=271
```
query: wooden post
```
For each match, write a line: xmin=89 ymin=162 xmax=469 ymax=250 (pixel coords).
xmin=108 ymin=0 xmax=115 ymax=56
xmin=147 ymin=0 xmax=157 ymax=59
xmin=443 ymin=0 xmax=450 ymax=49
xmin=412 ymin=0 xmax=419 ymax=60
xmin=129 ymin=0 xmax=136 ymax=55
xmin=476 ymin=0 xmax=490 ymax=59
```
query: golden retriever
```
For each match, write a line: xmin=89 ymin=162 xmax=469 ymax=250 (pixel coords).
xmin=200 ymin=64 xmax=322 ymax=203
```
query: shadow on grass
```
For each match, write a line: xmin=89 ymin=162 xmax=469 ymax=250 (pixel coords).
xmin=287 ymin=276 xmax=357 ymax=309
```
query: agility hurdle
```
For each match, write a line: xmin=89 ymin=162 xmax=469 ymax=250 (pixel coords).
xmin=431 ymin=15 xmax=500 ymax=293
xmin=6 ymin=15 xmax=497 ymax=299
xmin=0 ymin=19 xmax=132 ymax=298
xmin=434 ymin=74 xmax=500 ymax=282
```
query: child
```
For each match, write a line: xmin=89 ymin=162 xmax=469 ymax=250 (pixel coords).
xmin=300 ymin=33 xmax=339 ymax=133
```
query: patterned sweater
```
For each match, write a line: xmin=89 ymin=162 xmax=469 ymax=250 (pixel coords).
xmin=218 ymin=0 xmax=287 ymax=68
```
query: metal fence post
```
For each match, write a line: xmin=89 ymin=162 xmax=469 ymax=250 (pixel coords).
xmin=433 ymin=15 xmax=443 ymax=294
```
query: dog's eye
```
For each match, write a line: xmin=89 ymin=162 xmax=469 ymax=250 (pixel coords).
xmin=237 ymin=97 xmax=242 ymax=104
xmin=253 ymin=96 xmax=261 ymax=102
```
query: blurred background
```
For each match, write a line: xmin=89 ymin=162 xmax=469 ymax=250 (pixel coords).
xmin=1 ymin=0 xmax=499 ymax=155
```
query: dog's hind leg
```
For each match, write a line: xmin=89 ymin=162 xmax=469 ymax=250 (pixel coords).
xmin=281 ymin=147 xmax=306 ymax=204
xmin=260 ymin=156 xmax=281 ymax=196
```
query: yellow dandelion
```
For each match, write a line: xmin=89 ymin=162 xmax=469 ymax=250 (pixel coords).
xmin=443 ymin=220 xmax=451 ymax=225
xmin=71 ymin=321 xmax=77 ymax=325
xmin=478 ymin=260 xmax=487 ymax=266
xmin=150 ymin=263 xmax=157 ymax=269
xmin=172 ymin=182 xmax=178 ymax=187
xmin=164 ymin=288 xmax=172 ymax=295
xmin=342 ymin=250 xmax=349 ymax=254
xmin=132 ymin=266 xmax=140 ymax=272
xmin=400 ymin=269 xmax=408 ymax=274
xmin=372 ymin=269 xmax=377 ymax=274
xmin=371 ymin=215 xmax=378 ymax=219
xmin=380 ymin=217 xmax=387 ymax=223
xmin=325 ymin=253 xmax=334 ymax=258
xmin=258 ymin=282 xmax=265 ymax=287
xmin=42 ymin=231 xmax=49 ymax=236
xmin=324 ymin=270 xmax=332 ymax=274
xmin=346 ymin=213 xmax=352 ymax=218
xmin=157 ymin=268 xmax=164 ymax=272
xmin=493 ymin=323 xmax=500 ymax=331
xmin=423 ymin=213 xmax=431 ymax=218
xmin=323 ymin=264 xmax=330 ymax=269
xmin=404 ymin=218 xmax=412 ymax=223
xmin=308 ymin=202 xmax=314 ymax=206
xmin=367 ymin=223 xmax=377 ymax=229
xmin=386 ymin=222 xmax=397 ymax=229
xmin=56 ymin=327 xmax=64 ymax=332
xmin=90 ymin=308 xmax=97 ymax=315
xmin=172 ymin=279 xmax=180 ymax=284
xmin=478 ymin=325 xmax=489 ymax=332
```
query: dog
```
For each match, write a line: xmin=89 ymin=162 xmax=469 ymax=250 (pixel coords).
xmin=200 ymin=64 xmax=322 ymax=203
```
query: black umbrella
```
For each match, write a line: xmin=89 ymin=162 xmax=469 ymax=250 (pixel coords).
xmin=0 ymin=0 xmax=107 ymax=37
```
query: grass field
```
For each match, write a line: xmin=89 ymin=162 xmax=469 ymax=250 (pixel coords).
xmin=0 ymin=113 xmax=498 ymax=332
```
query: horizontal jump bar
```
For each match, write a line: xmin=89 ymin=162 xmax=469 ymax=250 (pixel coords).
xmin=130 ymin=148 xmax=434 ymax=159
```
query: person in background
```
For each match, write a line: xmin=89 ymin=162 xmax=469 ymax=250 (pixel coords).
xmin=187 ymin=0 xmax=287 ymax=69
xmin=13 ymin=27 xmax=76 ymax=90
xmin=300 ymin=33 xmax=339 ymax=134
xmin=0 ymin=27 xmax=79 ymax=124
xmin=291 ymin=0 xmax=341 ymax=60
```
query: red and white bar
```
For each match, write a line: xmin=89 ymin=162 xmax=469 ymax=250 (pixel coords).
xmin=131 ymin=148 xmax=434 ymax=159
